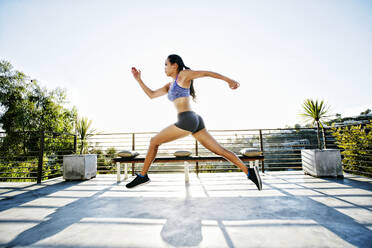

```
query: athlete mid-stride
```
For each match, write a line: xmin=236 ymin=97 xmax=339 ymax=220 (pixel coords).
xmin=126 ymin=54 xmax=262 ymax=190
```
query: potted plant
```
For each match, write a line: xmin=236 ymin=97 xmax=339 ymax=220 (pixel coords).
xmin=300 ymin=99 xmax=343 ymax=177
xmin=63 ymin=116 xmax=98 ymax=180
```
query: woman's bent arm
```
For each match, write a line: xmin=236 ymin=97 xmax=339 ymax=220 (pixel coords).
xmin=182 ymin=70 xmax=229 ymax=81
xmin=181 ymin=70 xmax=240 ymax=89
xmin=137 ymin=79 xmax=170 ymax=99
xmin=136 ymin=79 xmax=155 ymax=99
xmin=131 ymin=67 xmax=170 ymax=99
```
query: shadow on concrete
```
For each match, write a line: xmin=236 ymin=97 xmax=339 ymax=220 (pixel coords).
xmin=1 ymin=174 xmax=372 ymax=248
xmin=324 ymin=176 xmax=372 ymax=191
xmin=0 ymin=179 xmax=83 ymax=212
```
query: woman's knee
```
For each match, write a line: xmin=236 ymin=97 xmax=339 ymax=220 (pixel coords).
xmin=150 ymin=137 xmax=162 ymax=147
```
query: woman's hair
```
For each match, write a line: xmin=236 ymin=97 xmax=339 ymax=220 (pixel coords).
xmin=167 ymin=54 xmax=196 ymax=101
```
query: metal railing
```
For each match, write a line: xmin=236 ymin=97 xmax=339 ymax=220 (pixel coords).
xmin=0 ymin=131 xmax=76 ymax=183
xmin=0 ymin=124 xmax=370 ymax=182
xmin=85 ymin=127 xmax=338 ymax=175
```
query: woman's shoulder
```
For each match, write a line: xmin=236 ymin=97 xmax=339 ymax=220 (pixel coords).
xmin=177 ymin=70 xmax=191 ymax=87
xmin=179 ymin=69 xmax=192 ymax=77
xmin=178 ymin=69 xmax=192 ymax=81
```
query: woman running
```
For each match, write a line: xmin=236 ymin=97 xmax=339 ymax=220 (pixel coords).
xmin=126 ymin=54 xmax=262 ymax=190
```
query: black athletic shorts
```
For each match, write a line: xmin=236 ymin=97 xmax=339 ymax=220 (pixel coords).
xmin=174 ymin=111 xmax=205 ymax=134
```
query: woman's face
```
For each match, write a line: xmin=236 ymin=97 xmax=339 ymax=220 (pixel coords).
xmin=164 ymin=59 xmax=177 ymax=76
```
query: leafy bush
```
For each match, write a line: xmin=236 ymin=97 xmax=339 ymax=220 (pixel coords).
xmin=331 ymin=121 xmax=372 ymax=177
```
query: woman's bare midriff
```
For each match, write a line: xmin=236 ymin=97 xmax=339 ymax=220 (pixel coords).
xmin=171 ymin=75 xmax=192 ymax=113
xmin=173 ymin=97 xmax=192 ymax=113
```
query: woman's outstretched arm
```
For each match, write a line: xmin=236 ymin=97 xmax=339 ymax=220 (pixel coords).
xmin=131 ymin=67 xmax=170 ymax=99
xmin=181 ymin=70 xmax=240 ymax=89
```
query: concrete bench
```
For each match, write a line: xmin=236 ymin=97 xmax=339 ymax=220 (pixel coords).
xmin=112 ymin=155 xmax=264 ymax=183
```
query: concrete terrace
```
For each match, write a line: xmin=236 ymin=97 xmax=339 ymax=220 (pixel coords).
xmin=0 ymin=171 xmax=372 ymax=248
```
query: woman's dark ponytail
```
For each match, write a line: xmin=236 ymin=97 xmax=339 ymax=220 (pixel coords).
xmin=182 ymin=65 xmax=196 ymax=102
xmin=167 ymin=54 xmax=196 ymax=102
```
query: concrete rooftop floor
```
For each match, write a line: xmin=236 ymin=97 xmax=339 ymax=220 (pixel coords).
xmin=0 ymin=171 xmax=371 ymax=248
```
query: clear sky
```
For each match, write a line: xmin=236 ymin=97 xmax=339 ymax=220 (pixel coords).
xmin=1 ymin=0 xmax=371 ymax=133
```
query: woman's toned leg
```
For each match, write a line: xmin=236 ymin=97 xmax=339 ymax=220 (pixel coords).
xmin=192 ymin=128 xmax=248 ymax=174
xmin=140 ymin=124 xmax=191 ymax=175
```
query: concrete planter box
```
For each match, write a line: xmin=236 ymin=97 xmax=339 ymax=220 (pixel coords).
xmin=301 ymin=149 xmax=343 ymax=178
xmin=63 ymin=154 xmax=97 ymax=180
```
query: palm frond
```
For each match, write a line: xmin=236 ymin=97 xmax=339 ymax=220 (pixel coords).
xmin=299 ymin=98 xmax=331 ymax=149
xmin=300 ymin=98 xmax=329 ymax=123
xmin=75 ymin=116 xmax=99 ymax=154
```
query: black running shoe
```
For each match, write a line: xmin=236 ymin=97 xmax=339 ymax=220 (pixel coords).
xmin=126 ymin=174 xmax=150 ymax=189
xmin=248 ymin=166 xmax=262 ymax=191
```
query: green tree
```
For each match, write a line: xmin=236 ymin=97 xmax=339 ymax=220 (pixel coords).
xmin=0 ymin=61 xmax=77 ymax=135
xmin=0 ymin=60 xmax=77 ymax=180
xmin=300 ymin=99 xmax=330 ymax=149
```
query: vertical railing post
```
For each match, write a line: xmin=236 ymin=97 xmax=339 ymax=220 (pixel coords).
xmin=37 ymin=131 xmax=45 ymax=184
xmin=322 ymin=127 xmax=327 ymax=149
xmin=73 ymin=134 xmax=77 ymax=154
xmin=195 ymin=139 xmax=199 ymax=175
xmin=132 ymin=133 xmax=135 ymax=176
xmin=259 ymin=129 xmax=265 ymax=173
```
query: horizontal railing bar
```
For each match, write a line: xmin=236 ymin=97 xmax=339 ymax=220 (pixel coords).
xmin=42 ymin=174 xmax=62 ymax=178
xmin=0 ymin=131 xmax=74 ymax=136
xmin=263 ymin=167 xmax=302 ymax=170
xmin=0 ymin=167 xmax=38 ymax=169
xmin=342 ymin=163 xmax=372 ymax=167
xmin=343 ymin=169 xmax=372 ymax=176
xmin=264 ymin=158 xmax=302 ymax=161
xmin=0 ymin=171 xmax=38 ymax=174
xmin=263 ymin=153 xmax=305 ymax=155
xmin=0 ymin=161 xmax=38 ymax=164
xmin=265 ymin=162 xmax=302 ymax=165
xmin=341 ymin=159 xmax=372 ymax=164
xmin=342 ymin=154 xmax=372 ymax=158
xmin=9 ymin=151 xmax=43 ymax=154
xmin=345 ymin=164 xmax=372 ymax=169
xmin=43 ymin=168 xmax=62 ymax=172
xmin=0 ymin=177 xmax=38 ymax=179
xmin=343 ymin=162 xmax=372 ymax=167
xmin=340 ymin=149 xmax=372 ymax=153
